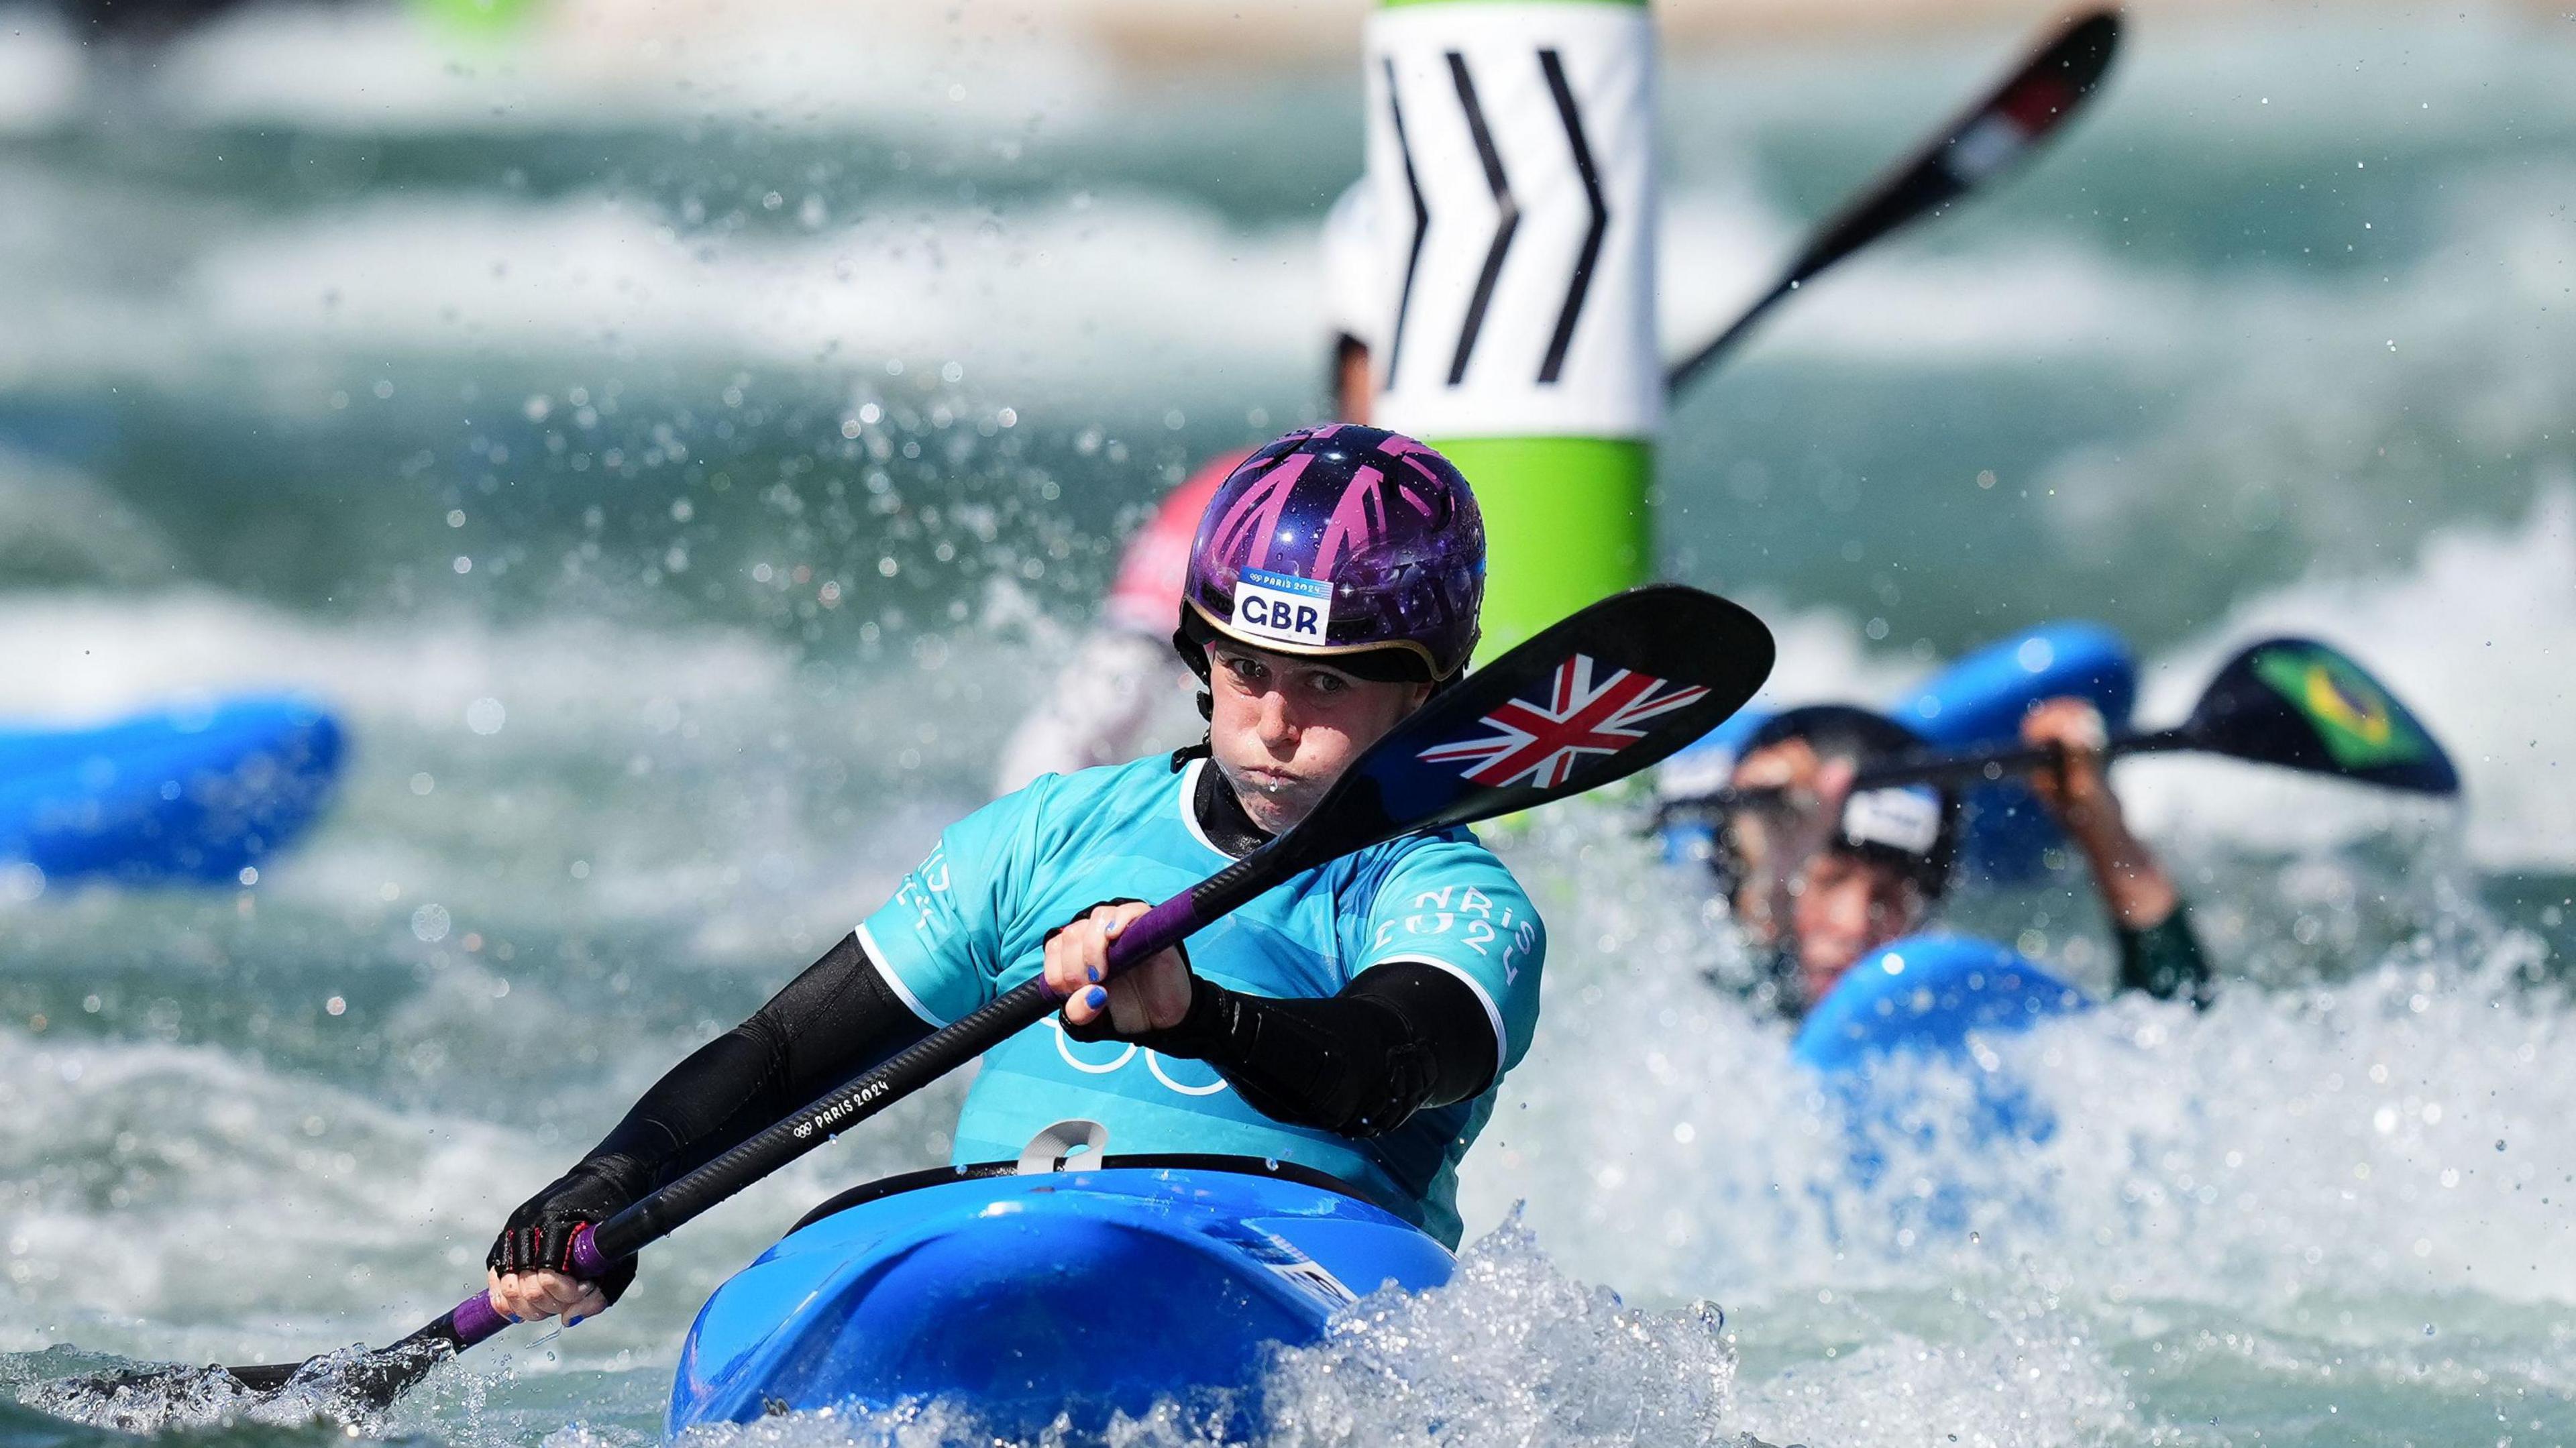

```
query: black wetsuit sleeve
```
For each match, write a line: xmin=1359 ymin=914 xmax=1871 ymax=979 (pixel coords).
xmin=572 ymin=931 xmax=936 ymax=1198
xmin=2114 ymin=898 xmax=2214 ymax=1008
xmin=1128 ymin=961 xmax=1501 ymax=1138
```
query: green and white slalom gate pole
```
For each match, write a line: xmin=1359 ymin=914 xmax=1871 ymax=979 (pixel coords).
xmin=1366 ymin=0 xmax=1659 ymax=659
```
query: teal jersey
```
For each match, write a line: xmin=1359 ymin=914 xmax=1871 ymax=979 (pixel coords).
xmin=857 ymin=755 xmax=1546 ymax=1246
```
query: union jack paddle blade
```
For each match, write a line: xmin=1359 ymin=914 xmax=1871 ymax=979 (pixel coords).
xmin=1283 ymin=585 xmax=1774 ymax=865
xmin=1417 ymin=655 xmax=1711 ymax=789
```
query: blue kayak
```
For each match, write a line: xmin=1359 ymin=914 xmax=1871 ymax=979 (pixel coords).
xmin=668 ymin=1158 xmax=1454 ymax=1439
xmin=0 ymin=694 xmax=344 ymax=887
xmin=1792 ymin=933 xmax=2089 ymax=1076
xmin=1795 ymin=934 xmax=2090 ymax=1171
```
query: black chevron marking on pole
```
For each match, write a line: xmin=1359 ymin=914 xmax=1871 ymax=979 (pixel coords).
xmin=1383 ymin=57 xmax=1431 ymax=390
xmin=1444 ymin=50 xmax=1517 ymax=387
xmin=1536 ymin=48 xmax=1605 ymax=385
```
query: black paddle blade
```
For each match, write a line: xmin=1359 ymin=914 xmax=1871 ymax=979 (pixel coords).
xmin=2188 ymin=637 xmax=2460 ymax=795
xmin=1285 ymin=586 xmax=1774 ymax=865
xmin=40 ymin=1304 xmax=468 ymax=1428
xmin=39 ymin=1339 xmax=449 ymax=1430
xmin=1790 ymin=7 xmax=2121 ymax=286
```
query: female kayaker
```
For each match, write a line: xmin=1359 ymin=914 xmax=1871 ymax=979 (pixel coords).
xmin=482 ymin=426 xmax=1543 ymax=1327
xmin=1707 ymin=695 xmax=2210 ymax=1017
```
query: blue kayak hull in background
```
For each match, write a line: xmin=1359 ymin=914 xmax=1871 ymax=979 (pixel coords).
xmin=1796 ymin=933 xmax=2090 ymax=1152
xmin=667 ymin=1164 xmax=1454 ymax=1439
xmin=1793 ymin=933 xmax=2089 ymax=1074
xmin=1793 ymin=936 xmax=2094 ymax=1233
xmin=0 ymin=694 xmax=343 ymax=886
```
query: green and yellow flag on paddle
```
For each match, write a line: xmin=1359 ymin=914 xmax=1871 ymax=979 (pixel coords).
xmin=2247 ymin=641 xmax=2437 ymax=773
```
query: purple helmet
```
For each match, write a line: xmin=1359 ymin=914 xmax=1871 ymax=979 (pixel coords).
xmin=1178 ymin=425 xmax=1485 ymax=681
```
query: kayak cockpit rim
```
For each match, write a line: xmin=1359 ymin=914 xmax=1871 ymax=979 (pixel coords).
xmin=790 ymin=1152 xmax=1402 ymax=1233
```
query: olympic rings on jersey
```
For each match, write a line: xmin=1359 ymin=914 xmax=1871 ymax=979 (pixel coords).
xmin=1042 ymin=1017 xmax=1232 ymax=1096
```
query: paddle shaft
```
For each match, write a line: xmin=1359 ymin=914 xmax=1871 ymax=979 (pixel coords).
xmin=427 ymin=851 xmax=1277 ymax=1350
xmin=1668 ymin=285 xmax=1793 ymax=396
xmin=1666 ymin=8 xmax=2117 ymax=395
xmin=1850 ymin=725 xmax=2196 ymax=792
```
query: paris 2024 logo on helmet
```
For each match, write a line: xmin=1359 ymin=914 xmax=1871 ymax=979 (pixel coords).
xmin=1180 ymin=425 xmax=1487 ymax=681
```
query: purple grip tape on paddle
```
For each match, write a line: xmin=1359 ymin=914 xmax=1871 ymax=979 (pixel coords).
xmin=1104 ymin=893 xmax=1200 ymax=978
xmin=1037 ymin=893 xmax=1203 ymax=1001
xmin=443 ymin=1225 xmax=610 ymax=1347
xmin=449 ymin=1291 xmax=508 ymax=1347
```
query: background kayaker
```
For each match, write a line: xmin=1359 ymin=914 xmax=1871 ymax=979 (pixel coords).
xmin=992 ymin=183 xmax=1381 ymax=792
xmin=1703 ymin=698 xmax=2210 ymax=1017
xmin=485 ymin=427 xmax=1544 ymax=1327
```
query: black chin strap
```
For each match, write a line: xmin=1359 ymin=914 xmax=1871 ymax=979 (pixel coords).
xmin=1192 ymin=760 xmax=1273 ymax=858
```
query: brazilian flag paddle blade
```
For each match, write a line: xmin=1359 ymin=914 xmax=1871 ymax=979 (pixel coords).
xmin=2189 ymin=637 xmax=2461 ymax=795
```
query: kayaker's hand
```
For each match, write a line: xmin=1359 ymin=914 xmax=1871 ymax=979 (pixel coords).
xmin=1730 ymin=737 xmax=1825 ymax=800
xmin=2022 ymin=697 xmax=2180 ymax=930
xmin=2021 ymin=698 xmax=2118 ymax=836
xmin=1725 ymin=742 xmax=1854 ymax=944
xmin=1047 ymin=900 xmax=1195 ymax=1038
xmin=484 ymin=1162 xmax=641 ymax=1327
xmin=486 ymin=1266 xmax=607 ymax=1328
xmin=1734 ymin=739 xmax=1860 ymax=842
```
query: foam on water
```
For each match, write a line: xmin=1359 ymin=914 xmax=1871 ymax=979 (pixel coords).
xmin=1432 ymin=805 xmax=2576 ymax=1439
xmin=0 ymin=1005 xmax=967 ymax=1366
xmin=2034 ymin=160 xmax=2576 ymax=573
xmin=1464 ymin=773 xmax=2569 ymax=1296
xmin=0 ymin=190 xmax=1324 ymax=395
xmin=156 ymin=1 xmax=1114 ymax=134
xmin=1732 ymin=1312 xmax=2133 ymax=1448
xmin=1261 ymin=1219 xmax=1739 ymax=1447
xmin=4 ymin=173 xmax=2184 ymax=397
xmin=0 ymin=1024 xmax=537 ymax=1359
xmin=0 ymin=12 xmax=77 ymax=136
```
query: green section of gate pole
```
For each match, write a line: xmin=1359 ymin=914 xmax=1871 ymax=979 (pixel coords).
xmin=1435 ymin=436 xmax=1652 ymax=661
xmin=411 ymin=0 xmax=543 ymax=35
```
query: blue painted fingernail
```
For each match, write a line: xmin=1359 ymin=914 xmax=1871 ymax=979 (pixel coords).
xmin=508 ymin=1314 xmax=523 ymax=1323
xmin=1086 ymin=964 xmax=1102 ymax=983
xmin=566 ymin=1315 xmax=584 ymax=1327
xmin=1085 ymin=987 xmax=1107 ymax=1008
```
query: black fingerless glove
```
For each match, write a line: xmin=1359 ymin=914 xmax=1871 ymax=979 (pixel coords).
xmin=1048 ymin=899 xmax=1196 ymax=1045
xmin=486 ymin=1158 xmax=647 ymax=1304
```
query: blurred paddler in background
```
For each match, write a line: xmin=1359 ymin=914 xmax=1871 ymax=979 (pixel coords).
xmin=1654 ymin=626 xmax=2213 ymax=1020
xmin=1658 ymin=628 xmax=2463 ymax=1070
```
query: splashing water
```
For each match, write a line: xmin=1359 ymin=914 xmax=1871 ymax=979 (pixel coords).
xmin=9 ymin=5 xmax=2576 ymax=1447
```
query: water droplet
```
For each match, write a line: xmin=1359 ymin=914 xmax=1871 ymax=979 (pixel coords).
xmin=411 ymin=904 xmax=451 ymax=942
